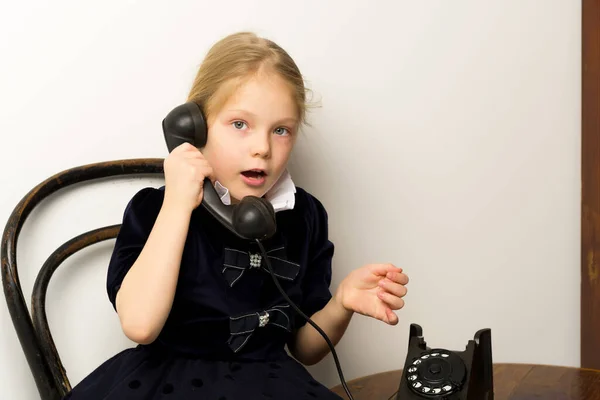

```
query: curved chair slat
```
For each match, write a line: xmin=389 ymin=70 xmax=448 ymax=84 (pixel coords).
xmin=32 ymin=225 xmax=121 ymax=397
xmin=1 ymin=158 xmax=163 ymax=400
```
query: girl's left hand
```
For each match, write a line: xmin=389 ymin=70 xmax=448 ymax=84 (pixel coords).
xmin=335 ymin=264 xmax=409 ymax=325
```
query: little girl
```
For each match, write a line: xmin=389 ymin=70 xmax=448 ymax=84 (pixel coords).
xmin=64 ymin=31 xmax=409 ymax=400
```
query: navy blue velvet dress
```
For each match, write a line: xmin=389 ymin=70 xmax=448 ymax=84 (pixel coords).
xmin=64 ymin=185 xmax=343 ymax=400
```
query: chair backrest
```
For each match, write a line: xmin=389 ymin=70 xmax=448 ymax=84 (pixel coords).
xmin=1 ymin=158 xmax=164 ymax=400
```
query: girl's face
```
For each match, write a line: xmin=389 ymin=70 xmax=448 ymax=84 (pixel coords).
xmin=201 ymin=72 xmax=299 ymax=202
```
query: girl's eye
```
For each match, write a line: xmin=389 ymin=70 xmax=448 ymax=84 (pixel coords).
xmin=232 ymin=121 xmax=247 ymax=130
xmin=274 ymin=127 xmax=289 ymax=136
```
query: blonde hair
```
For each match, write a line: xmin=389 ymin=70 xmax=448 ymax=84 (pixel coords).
xmin=187 ymin=32 xmax=311 ymax=127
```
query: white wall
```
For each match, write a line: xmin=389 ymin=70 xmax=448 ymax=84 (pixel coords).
xmin=0 ymin=1 xmax=581 ymax=398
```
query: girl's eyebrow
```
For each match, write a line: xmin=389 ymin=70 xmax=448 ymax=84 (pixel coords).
xmin=225 ymin=109 xmax=298 ymax=125
xmin=224 ymin=109 xmax=256 ymax=118
xmin=225 ymin=108 xmax=252 ymax=114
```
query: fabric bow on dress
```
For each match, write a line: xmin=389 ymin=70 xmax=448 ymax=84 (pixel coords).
xmin=228 ymin=304 xmax=292 ymax=353
xmin=222 ymin=246 xmax=300 ymax=287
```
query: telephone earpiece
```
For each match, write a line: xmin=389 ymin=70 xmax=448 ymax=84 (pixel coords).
xmin=162 ymin=102 xmax=208 ymax=151
xmin=162 ymin=102 xmax=277 ymax=240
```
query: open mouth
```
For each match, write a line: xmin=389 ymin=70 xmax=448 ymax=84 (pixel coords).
xmin=241 ymin=169 xmax=267 ymax=179
xmin=241 ymin=169 xmax=267 ymax=186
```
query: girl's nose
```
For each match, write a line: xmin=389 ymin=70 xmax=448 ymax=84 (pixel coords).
xmin=250 ymin=131 xmax=271 ymax=158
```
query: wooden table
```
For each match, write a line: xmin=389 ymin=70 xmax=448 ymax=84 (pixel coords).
xmin=330 ymin=363 xmax=600 ymax=399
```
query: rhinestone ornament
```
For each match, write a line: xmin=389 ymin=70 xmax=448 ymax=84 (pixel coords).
xmin=249 ymin=253 xmax=262 ymax=268
xmin=258 ymin=311 xmax=270 ymax=327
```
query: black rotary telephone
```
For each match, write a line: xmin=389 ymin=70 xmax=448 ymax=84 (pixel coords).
xmin=396 ymin=324 xmax=494 ymax=399
xmin=162 ymin=102 xmax=276 ymax=241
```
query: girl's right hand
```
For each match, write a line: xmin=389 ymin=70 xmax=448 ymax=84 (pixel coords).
xmin=163 ymin=142 xmax=214 ymax=213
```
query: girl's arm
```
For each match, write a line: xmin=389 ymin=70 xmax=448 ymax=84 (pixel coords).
xmin=289 ymin=264 xmax=408 ymax=365
xmin=114 ymin=143 xmax=213 ymax=344
xmin=115 ymin=202 xmax=191 ymax=344
xmin=288 ymin=296 xmax=353 ymax=366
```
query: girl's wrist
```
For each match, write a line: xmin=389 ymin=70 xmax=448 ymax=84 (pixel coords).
xmin=332 ymin=289 xmax=354 ymax=317
xmin=161 ymin=197 xmax=194 ymax=220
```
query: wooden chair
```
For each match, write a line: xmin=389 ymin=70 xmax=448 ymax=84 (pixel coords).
xmin=1 ymin=159 xmax=164 ymax=400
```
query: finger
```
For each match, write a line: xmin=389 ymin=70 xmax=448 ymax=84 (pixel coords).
xmin=182 ymin=148 xmax=204 ymax=158
xmin=386 ymin=271 xmax=409 ymax=285
xmin=187 ymin=160 xmax=213 ymax=182
xmin=375 ymin=302 xmax=398 ymax=325
xmin=173 ymin=142 xmax=196 ymax=153
xmin=386 ymin=309 xmax=399 ymax=325
xmin=186 ymin=158 xmax=212 ymax=173
xmin=368 ymin=263 xmax=402 ymax=277
xmin=197 ymin=165 xmax=214 ymax=182
xmin=377 ymin=288 xmax=405 ymax=310
xmin=378 ymin=279 xmax=407 ymax=298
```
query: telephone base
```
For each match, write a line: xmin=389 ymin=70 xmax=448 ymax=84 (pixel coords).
xmin=396 ymin=324 xmax=494 ymax=399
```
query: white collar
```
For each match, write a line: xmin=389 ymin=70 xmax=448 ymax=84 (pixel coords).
xmin=214 ymin=169 xmax=296 ymax=212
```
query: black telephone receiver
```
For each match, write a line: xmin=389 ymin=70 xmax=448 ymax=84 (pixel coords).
xmin=162 ymin=102 xmax=277 ymax=241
